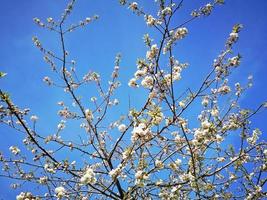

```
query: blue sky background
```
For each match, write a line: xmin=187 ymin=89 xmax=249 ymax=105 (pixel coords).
xmin=0 ymin=0 xmax=267 ymax=198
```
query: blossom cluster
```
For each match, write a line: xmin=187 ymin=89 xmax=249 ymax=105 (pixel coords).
xmin=131 ymin=123 xmax=153 ymax=142
xmin=80 ymin=167 xmax=96 ymax=185
xmin=0 ymin=0 xmax=266 ymax=199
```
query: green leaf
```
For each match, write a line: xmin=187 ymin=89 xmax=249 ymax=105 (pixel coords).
xmin=0 ymin=92 xmax=10 ymax=101
xmin=0 ymin=72 xmax=7 ymax=78
xmin=232 ymin=24 xmax=243 ymax=33
xmin=215 ymin=0 xmax=225 ymax=5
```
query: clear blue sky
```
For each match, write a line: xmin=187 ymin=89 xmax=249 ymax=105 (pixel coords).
xmin=0 ymin=0 xmax=267 ymax=198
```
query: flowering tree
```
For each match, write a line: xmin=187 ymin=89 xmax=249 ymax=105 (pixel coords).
xmin=0 ymin=0 xmax=266 ymax=199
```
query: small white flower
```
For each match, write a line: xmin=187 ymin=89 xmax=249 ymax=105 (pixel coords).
xmin=16 ymin=192 xmax=25 ymax=200
xmin=128 ymin=78 xmax=138 ymax=87
xmin=145 ymin=15 xmax=156 ymax=26
xmin=43 ymin=76 xmax=52 ymax=85
xmin=57 ymin=120 xmax=66 ymax=130
xmin=146 ymin=44 xmax=158 ymax=60
xmin=9 ymin=146 xmax=20 ymax=155
xmin=16 ymin=192 xmax=34 ymax=200
xmin=129 ymin=2 xmax=138 ymax=10
xmin=229 ymin=56 xmax=241 ymax=66
xmin=202 ymin=3 xmax=213 ymax=16
xmin=55 ymin=186 xmax=66 ymax=199
xmin=47 ymin=17 xmax=53 ymax=23
xmin=215 ymin=134 xmax=223 ymax=143
xmin=178 ymin=101 xmax=185 ymax=108
xmin=161 ymin=7 xmax=172 ymax=15
xmin=218 ymin=85 xmax=231 ymax=94
xmin=30 ymin=115 xmax=38 ymax=121
xmin=211 ymin=108 xmax=219 ymax=117
xmin=134 ymin=69 xmax=147 ymax=79
xmin=39 ymin=176 xmax=48 ymax=184
xmin=216 ymin=157 xmax=225 ymax=162
xmin=155 ymin=159 xmax=164 ymax=169
xmin=201 ymin=120 xmax=211 ymax=129
xmin=174 ymin=27 xmax=188 ymax=40
xmin=141 ymin=76 xmax=154 ymax=89
xmin=202 ymin=97 xmax=209 ymax=106
xmin=122 ymin=148 xmax=134 ymax=160
xmin=131 ymin=123 xmax=152 ymax=142
xmin=90 ymin=97 xmax=97 ymax=102
xmin=229 ymin=32 xmax=239 ymax=42
xmin=229 ymin=173 xmax=236 ymax=180
xmin=118 ymin=124 xmax=127 ymax=132
xmin=57 ymin=101 xmax=64 ymax=106
xmin=44 ymin=163 xmax=56 ymax=174
xmin=33 ymin=17 xmax=40 ymax=23
xmin=85 ymin=17 xmax=91 ymax=23
xmin=113 ymin=99 xmax=119 ymax=105
xmin=135 ymin=170 xmax=143 ymax=179
xmin=80 ymin=167 xmax=96 ymax=185
xmin=175 ymin=158 xmax=182 ymax=166
xmin=109 ymin=165 xmax=123 ymax=179
xmin=85 ymin=109 xmax=93 ymax=121
xmin=132 ymin=123 xmax=147 ymax=137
